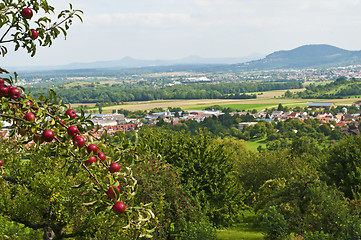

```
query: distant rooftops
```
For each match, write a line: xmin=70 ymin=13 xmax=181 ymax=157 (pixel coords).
xmin=308 ymin=102 xmax=335 ymax=108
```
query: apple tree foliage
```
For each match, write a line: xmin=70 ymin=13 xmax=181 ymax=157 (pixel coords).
xmin=0 ymin=0 xmax=82 ymax=58
xmin=0 ymin=1 xmax=156 ymax=239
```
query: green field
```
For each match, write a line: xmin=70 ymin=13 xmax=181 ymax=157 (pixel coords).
xmin=245 ymin=138 xmax=267 ymax=151
xmin=217 ymin=227 xmax=264 ymax=240
xmin=217 ymin=211 xmax=264 ymax=240
xmin=75 ymin=88 xmax=361 ymax=113
xmin=183 ymin=103 xmax=278 ymax=111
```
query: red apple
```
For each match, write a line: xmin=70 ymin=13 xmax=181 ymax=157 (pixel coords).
xmin=21 ymin=8 xmax=33 ymax=19
xmin=107 ymin=185 xmax=120 ymax=198
xmin=87 ymin=144 xmax=98 ymax=154
xmin=0 ymin=159 xmax=3 ymax=166
xmin=9 ymin=87 xmax=21 ymax=99
xmin=109 ymin=162 xmax=120 ymax=173
xmin=98 ymin=152 xmax=106 ymax=161
xmin=73 ymin=135 xmax=86 ymax=148
xmin=42 ymin=129 xmax=54 ymax=142
xmin=0 ymin=85 xmax=9 ymax=97
xmin=25 ymin=112 xmax=35 ymax=122
xmin=112 ymin=202 xmax=126 ymax=214
xmin=65 ymin=109 xmax=76 ymax=119
xmin=85 ymin=156 xmax=97 ymax=166
xmin=67 ymin=125 xmax=79 ymax=137
xmin=30 ymin=29 xmax=38 ymax=40
xmin=0 ymin=78 xmax=4 ymax=85
xmin=26 ymin=101 xmax=32 ymax=106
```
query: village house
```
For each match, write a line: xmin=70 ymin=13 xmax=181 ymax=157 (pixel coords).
xmin=314 ymin=112 xmax=334 ymax=123
xmin=354 ymin=100 xmax=361 ymax=108
xmin=270 ymin=111 xmax=284 ymax=119
xmin=308 ymin=102 xmax=336 ymax=109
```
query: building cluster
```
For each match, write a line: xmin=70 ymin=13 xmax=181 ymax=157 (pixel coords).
xmin=88 ymin=101 xmax=361 ymax=136
xmin=89 ymin=110 xmax=224 ymax=137
xmin=237 ymin=102 xmax=361 ymax=135
xmin=2 ymin=102 xmax=361 ymax=138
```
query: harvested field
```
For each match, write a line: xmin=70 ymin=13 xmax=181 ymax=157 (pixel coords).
xmin=72 ymin=89 xmax=361 ymax=113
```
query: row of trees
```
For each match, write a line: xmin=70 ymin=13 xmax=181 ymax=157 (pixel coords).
xmin=157 ymin=111 xmax=346 ymax=148
xmin=286 ymin=77 xmax=361 ymax=99
xmin=31 ymin=81 xmax=303 ymax=103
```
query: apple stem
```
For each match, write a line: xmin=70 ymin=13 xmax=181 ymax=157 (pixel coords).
xmin=64 ymin=144 xmax=104 ymax=190
xmin=99 ymin=159 xmax=108 ymax=168
xmin=0 ymin=113 xmax=26 ymax=122
xmin=0 ymin=7 xmax=11 ymax=15
xmin=0 ymin=18 xmax=18 ymax=43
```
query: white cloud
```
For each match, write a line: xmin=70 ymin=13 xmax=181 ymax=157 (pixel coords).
xmin=86 ymin=12 xmax=193 ymax=28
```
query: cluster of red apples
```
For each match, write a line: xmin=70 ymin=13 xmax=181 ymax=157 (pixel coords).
xmin=20 ymin=7 xmax=39 ymax=40
xmin=0 ymin=78 xmax=126 ymax=214
xmin=0 ymin=79 xmax=22 ymax=99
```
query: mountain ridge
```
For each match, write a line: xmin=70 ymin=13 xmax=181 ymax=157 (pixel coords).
xmin=7 ymin=54 xmax=264 ymax=72
xmin=234 ymin=44 xmax=361 ymax=70
xmin=7 ymin=44 xmax=361 ymax=72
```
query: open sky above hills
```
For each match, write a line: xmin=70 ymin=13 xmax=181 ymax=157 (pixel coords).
xmin=4 ymin=0 xmax=361 ymax=67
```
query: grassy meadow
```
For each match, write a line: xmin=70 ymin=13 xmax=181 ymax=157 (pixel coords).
xmin=217 ymin=211 xmax=264 ymax=240
xmin=78 ymin=94 xmax=360 ymax=114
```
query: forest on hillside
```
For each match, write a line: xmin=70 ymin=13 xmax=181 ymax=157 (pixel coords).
xmin=287 ymin=77 xmax=361 ymax=99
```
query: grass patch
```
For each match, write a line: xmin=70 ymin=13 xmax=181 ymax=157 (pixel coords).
xmin=183 ymin=103 xmax=278 ymax=111
xmin=245 ymin=138 xmax=267 ymax=151
xmin=217 ymin=211 xmax=264 ymax=240
xmin=220 ymin=103 xmax=277 ymax=111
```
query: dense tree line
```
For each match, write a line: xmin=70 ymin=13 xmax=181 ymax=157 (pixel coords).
xmin=287 ymin=77 xmax=361 ymax=99
xmin=31 ymin=81 xmax=303 ymax=103
xmin=157 ymin=111 xmax=343 ymax=150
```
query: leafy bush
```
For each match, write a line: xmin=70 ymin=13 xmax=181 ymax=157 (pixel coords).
xmin=138 ymin=128 xmax=246 ymax=227
xmin=0 ymin=215 xmax=42 ymax=239
xmin=180 ymin=221 xmax=217 ymax=240
xmin=257 ymin=176 xmax=350 ymax=238
xmin=324 ymin=134 xmax=361 ymax=199
xmin=132 ymin=156 xmax=202 ymax=239
xmin=303 ymin=231 xmax=332 ymax=240
xmin=260 ymin=206 xmax=289 ymax=240
xmin=340 ymin=217 xmax=361 ymax=240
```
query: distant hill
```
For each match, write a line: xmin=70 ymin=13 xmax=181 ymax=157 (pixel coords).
xmin=233 ymin=44 xmax=361 ymax=70
xmin=62 ymin=54 xmax=263 ymax=69
xmin=9 ymin=44 xmax=361 ymax=73
xmin=8 ymin=54 xmax=263 ymax=72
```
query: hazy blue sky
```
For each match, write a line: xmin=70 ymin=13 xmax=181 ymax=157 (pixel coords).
xmin=3 ymin=0 xmax=361 ymax=67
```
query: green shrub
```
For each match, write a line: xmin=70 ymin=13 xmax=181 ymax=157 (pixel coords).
xmin=138 ymin=128 xmax=246 ymax=227
xmin=257 ymin=176 xmax=350 ymax=238
xmin=180 ymin=221 xmax=216 ymax=240
xmin=133 ymin=157 xmax=202 ymax=239
xmin=340 ymin=217 xmax=361 ymax=240
xmin=260 ymin=206 xmax=289 ymax=240
xmin=303 ymin=231 xmax=332 ymax=240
